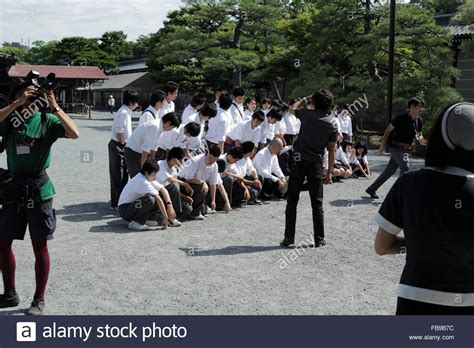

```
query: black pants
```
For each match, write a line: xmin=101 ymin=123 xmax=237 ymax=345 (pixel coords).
xmin=181 ymin=182 xmax=206 ymax=217
xmin=165 ymin=183 xmax=191 ymax=218
xmin=368 ymin=145 xmax=409 ymax=193
xmin=108 ymin=139 xmax=128 ymax=208
xmin=261 ymin=177 xmax=280 ymax=197
xmin=396 ymin=297 xmax=474 ymax=315
xmin=124 ymin=147 xmax=141 ymax=179
xmin=215 ymin=176 xmax=233 ymax=210
xmin=232 ymin=176 xmax=261 ymax=204
xmin=119 ymin=194 xmax=160 ymax=225
xmin=284 ymin=134 xmax=296 ymax=145
xmin=285 ymin=161 xmax=324 ymax=242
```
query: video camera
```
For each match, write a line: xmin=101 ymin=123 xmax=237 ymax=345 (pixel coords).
xmin=25 ymin=70 xmax=59 ymax=95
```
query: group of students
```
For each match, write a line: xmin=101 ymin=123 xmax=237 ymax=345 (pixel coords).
xmin=108 ymin=83 xmax=330 ymax=231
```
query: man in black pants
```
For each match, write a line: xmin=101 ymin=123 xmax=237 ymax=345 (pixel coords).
xmin=281 ymin=90 xmax=338 ymax=248
xmin=366 ymin=97 xmax=427 ymax=199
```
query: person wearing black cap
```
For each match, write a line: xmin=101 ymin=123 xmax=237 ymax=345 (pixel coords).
xmin=374 ymin=102 xmax=474 ymax=314
xmin=366 ymin=97 xmax=427 ymax=199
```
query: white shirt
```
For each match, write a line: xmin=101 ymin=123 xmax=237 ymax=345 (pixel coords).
xmin=357 ymin=154 xmax=369 ymax=166
xmin=108 ymin=97 xmax=115 ymax=107
xmin=139 ymin=106 xmax=160 ymax=127
xmin=267 ymin=120 xmax=286 ymax=141
xmin=169 ymin=125 xmax=189 ymax=149
xmin=111 ymin=105 xmax=133 ymax=143
xmin=186 ymin=112 xmax=205 ymax=150
xmin=219 ymin=154 xmax=238 ymax=176
xmin=230 ymin=101 xmax=244 ymax=126
xmin=118 ymin=173 xmax=164 ymax=206
xmin=253 ymin=148 xmax=284 ymax=182
xmin=156 ymin=160 xmax=178 ymax=186
xmin=243 ymin=110 xmax=253 ymax=122
xmin=284 ymin=112 xmax=301 ymax=135
xmin=235 ymin=157 xmax=256 ymax=177
xmin=159 ymin=99 xmax=175 ymax=118
xmin=157 ymin=129 xmax=178 ymax=150
xmin=336 ymin=146 xmax=350 ymax=167
xmin=332 ymin=116 xmax=342 ymax=133
xmin=229 ymin=119 xmax=261 ymax=147
xmin=338 ymin=114 xmax=353 ymax=136
xmin=126 ymin=119 xmax=162 ymax=154
xmin=178 ymin=154 xmax=219 ymax=185
xmin=260 ymin=117 xmax=271 ymax=144
xmin=181 ymin=105 xmax=198 ymax=125
xmin=206 ymin=108 xmax=229 ymax=144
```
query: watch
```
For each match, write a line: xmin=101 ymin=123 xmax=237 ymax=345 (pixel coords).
xmin=52 ymin=106 xmax=62 ymax=114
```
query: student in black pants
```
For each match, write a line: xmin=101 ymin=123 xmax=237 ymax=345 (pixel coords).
xmin=374 ymin=102 xmax=474 ymax=314
xmin=282 ymin=90 xmax=338 ymax=248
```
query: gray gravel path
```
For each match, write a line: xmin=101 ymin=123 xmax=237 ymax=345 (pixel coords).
xmin=0 ymin=116 xmax=424 ymax=315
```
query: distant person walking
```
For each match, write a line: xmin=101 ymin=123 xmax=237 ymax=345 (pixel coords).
xmin=374 ymin=102 xmax=474 ymax=314
xmin=366 ymin=97 xmax=427 ymax=199
xmin=108 ymin=95 xmax=115 ymax=114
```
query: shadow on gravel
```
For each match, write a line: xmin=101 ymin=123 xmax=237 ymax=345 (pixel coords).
xmin=89 ymin=220 xmax=138 ymax=233
xmin=179 ymin=245 xmax=287 ymax=257
xmin=0 ymin=308 xmax=25 ymax=316
xmin=56 ymin=202 xmax=117 ymax=222
xmin=330 ymin=198 xmax=382 ymax=207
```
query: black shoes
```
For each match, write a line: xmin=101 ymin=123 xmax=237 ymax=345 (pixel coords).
xmin=365 ymin=188 xmax=379 ymax=199
xmin=26 ymin=298 xmax=45 ymax=316
xmin=0 ymin=292 xmax=20 ymax=308
xmin=279 ymin=239 xmax=295 ymax=247
xmin=314 ymin=238 xmax=327 ymax=247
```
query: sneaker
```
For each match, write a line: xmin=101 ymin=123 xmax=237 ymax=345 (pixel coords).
xmin=206 ymin=207 xmax=216 ymax=214
xmin=189 ymin=214 xmax=204 ymax=221
xmin=0 ymin=292 xmax=20 ymax=309
xmin=365 ymin=188 xmax=379 ymax=199
xmin=168 ymin=219 xmax=182 ymax=227
xmin=146 ymin=220 xmax=159 ymax=226
xmin=26 ymin=298 xmax=45 ymax=316
xmin=128 ymin=221 xmax=153 ymax=231
xmin=279 ymin=239 xmax=295 ymax=247
xmin=110 ymin=206 xmax=118 ymax=212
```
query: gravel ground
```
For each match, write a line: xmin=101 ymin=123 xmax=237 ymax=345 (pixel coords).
xmin=0 ymin=113 xmax=425 ymax=315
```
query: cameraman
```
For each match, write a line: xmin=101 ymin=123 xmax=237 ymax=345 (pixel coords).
xmin=0 ymin=81 xmax=79 ymax=315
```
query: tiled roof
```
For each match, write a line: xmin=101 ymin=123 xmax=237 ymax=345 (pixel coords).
xmin=8 ymin=65 xmax=107 ymax=80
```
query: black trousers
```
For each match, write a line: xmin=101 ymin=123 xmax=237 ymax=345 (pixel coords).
xmin=119 ymin=194 xmax=160 ymax=225
xmin=285 ymin=161 xmax=324 ymax=242
xmin=215 ymin=176 xmax=233 ymax=210
xmin=284 ymin=134 xmax=296 ymax=145
xmin=396 ymin=297 xmax=474 ymax=315
xmin=124 ymin=147 xmax=141 ymax=179
xmin=368 ymin=145 xmax=409 ymax=193
xmin=108 ymin=139 xmax=128 ymax=208
xmin=181 ymin=182 xmax=206 ymax=217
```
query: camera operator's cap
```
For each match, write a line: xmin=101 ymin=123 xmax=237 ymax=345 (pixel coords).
xmin=442 ymin=102 xmax=474 ymax=151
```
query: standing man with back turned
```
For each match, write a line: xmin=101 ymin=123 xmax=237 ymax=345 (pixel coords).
xmin=281 ymin=89 xmax=338 ymax=248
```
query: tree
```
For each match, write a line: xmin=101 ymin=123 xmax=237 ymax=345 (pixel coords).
xmin=24 ymin=40 xmax=58 ymax=65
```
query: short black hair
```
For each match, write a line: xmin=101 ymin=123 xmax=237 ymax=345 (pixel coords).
xmin=8 ymin=82 xmax=31 ymax=102
xmin=252 ymin=110 xmax=265 ymax=123
xmin=167 ymin=147 xmax=185 ymax=161
xmin=245 ymin=96 xmax=256 ymax=105
xmin=261 ymin=97 xmax=271 ymax=105
xmin=164 ymin=81 xmax=179 ymax=95
xmin=151 ymin=90 xmax=166 ymax=106
xmin=123 ymin=89 xmax=140 ymax=106
xmin=288 ymin=98 xmax=300 ymax=106
xmin=425 ymin=103 xmax=474 ymax=172
xmin=341 ymin=141 xmax=353 ymax=152
xmin=354 ymin=141 xmax=368 ymax=157
xmin=200 ymin=104 xmax=217 ymax=118
xmin=227 ymin=147 xmax=244 ymax=160
xmin=241 ymin=141 xmax=255 ymax=155
xmin=184 ymin=122 xmax=201 ymax=137
xmin=216 ymin=86 xmax=227 ymax=93
xmin=190 ymin=93 xmax=206 ymax=108
xmin=216 ymin=159 xmax=226 ymax=173
xmin=233 ymin=87 xmax=245 ymax=97
xmin=162 ymin=112 xmax=180 ymax=127
xmin=271 ymin=99 xmax=285 ymax=112
xmin=207 ymin=144 xmax=221 ymax=157
xmin=267 ymin=108 xmax=283 ymax=121
xmin=312 ymin=89 xmax=334 ymax=113
xmin=140 ymin=158 xmax=159 ymax=175
xmin=218 ymin=93 xmax=233 ymax=110
xmin=408 ymin=97 xmax=425 ymax=109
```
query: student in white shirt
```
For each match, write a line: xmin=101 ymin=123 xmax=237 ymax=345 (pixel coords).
xmin=283 ymin=99 xmax=302 ymax=145
xmin=243 ymin=96 xmax=257 ymax=121
xmin=124 ymin=112 xmax=180 ymax=178
xmin=156 ymin=147 xmax=195 ymax=223
xmin=108 ymin=95 xmax=115 ymax=114
xmin=159 ymin=81 xmax=179 ymax=118
xmin=181 ymin=94 xmax=206 ymax=125
xmin=138 ymin=90 xmax=166 ymax=126
xmin=118 ymin=159 xmax=174 ymax=231
xmin=216 ymin=147 xmax=244 ymax=207
xmin=206 ymin=94 xmax=233 ymax=154
xmin=354 ymin=141 xmax=372 ymax=179
xmin=338 ymin=109 xmax=353 ymax=142
xmin=109 ymin=90 xmax=139 ymax=209
xmin=169 ymin=122 xmax=201 ymax=158
xmin=259 ymin=109 xmax=284 ymax=149
xmin=331 ymin=105 xmax=343 ymax=142
xmin=229 ymin=87 xmax=245 ymax=127
xmin=253 ymin=138 xmax=287 ymax=200
xmin=332 ymin=143 xmax=353 ymax=180
xmin=228 ymin=110 xmax=264 ymax=148
xmin=186 ymin=104 xmax=218 ymax=153
xmin=261 ymin=98 xmax=271 ymax=116
xmin=213 ymin=86 xmax=227 ymax=109
xmin=178 ymin=145 xmax=232 ymax=218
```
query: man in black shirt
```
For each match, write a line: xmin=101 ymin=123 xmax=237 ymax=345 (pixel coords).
xmin=366 ymin=97 xmax=427 ymax=199
xmin=281 ymin=89 xmax=338 ymax=248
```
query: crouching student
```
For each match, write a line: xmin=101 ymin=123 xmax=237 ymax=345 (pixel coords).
xmin=343 ymin=141 xmax=370 ymax=179
xmin=153 ymin=112 xmax=181 ymax=160
xmin=169 ymin=122 xmax=201 ymax=158
xmin=156 ymin=147 xmax=195 ymax=224
xmin=118 ymin=159 xmax=177 ymax=231
xmin=186 ymin=104 xmax=218 ymax=154
xmin=253 ymin=138 xmax=287 ymax=200
xmin=178 ymin=145 xmax=232 ymax=219
xmin=354 ymin=141 xmax=372 ymax=178
xmin=259 ymin=109 xmax=284 ymax=149
xmin=218 ymin=147 xmax=244 ymax=207
xmin=228 ymin=110 xmax=264 ymax=148
xmin=332 ymin=142 xmax=352 ymax=181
